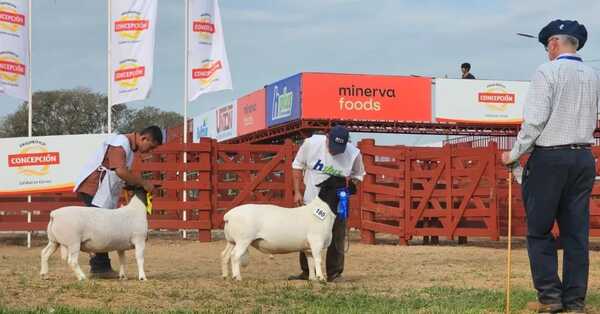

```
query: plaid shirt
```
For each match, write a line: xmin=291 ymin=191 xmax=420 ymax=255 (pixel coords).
xmin=509 ymin=53 xmax=600 ymax=162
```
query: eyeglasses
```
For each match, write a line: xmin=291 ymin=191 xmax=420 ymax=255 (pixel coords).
xmin=545 ymin=37 xmax=559 ymax=52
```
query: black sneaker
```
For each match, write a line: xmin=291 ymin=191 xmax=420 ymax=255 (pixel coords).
xmin=563 ymin=305 xmax=585 ymax=313
xmin=90 ymin=270 xmax=119 ymax=279
xmin=327 ymin=273 xmax=343 ymax=283
xmin=287 ymin=273 xmax=308 ymax=281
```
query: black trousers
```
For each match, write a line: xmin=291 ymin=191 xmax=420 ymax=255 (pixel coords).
xmin=299 ymin=216 xmax=346 ymax=278
xmin=78 ymin=193 xmax=112 ymax=272
xmin=522 ymin=148 xmax=595 ymax=308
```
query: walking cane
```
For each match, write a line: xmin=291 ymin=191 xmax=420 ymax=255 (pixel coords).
xmin=505 ymin=169 xmax=513 ymax=314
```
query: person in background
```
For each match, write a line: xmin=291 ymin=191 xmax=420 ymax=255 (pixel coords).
xmin=461 ymin=62 xmax=476 ymax=79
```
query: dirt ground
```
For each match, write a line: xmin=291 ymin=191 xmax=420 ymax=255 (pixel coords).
xmin=2 ymin=231 xmax=600 ymax=312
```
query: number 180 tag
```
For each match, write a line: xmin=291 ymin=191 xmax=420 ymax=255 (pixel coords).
xmin=313 ymin=207 xmax=327 ymax=221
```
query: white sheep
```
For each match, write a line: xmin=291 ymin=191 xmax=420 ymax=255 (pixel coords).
xmin=40 ymin=188 xmax=150 ymax=281
xmin=221 ymin=176 xmax=352 ymax=281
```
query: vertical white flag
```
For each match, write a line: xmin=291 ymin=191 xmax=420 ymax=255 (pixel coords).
xmin=188 ymin=0 xmax=232 ymax=102
xmin=0 ymin=0 xmax=29 ymax=101
xmin=110 ymin=0 xmax=157 ymax=105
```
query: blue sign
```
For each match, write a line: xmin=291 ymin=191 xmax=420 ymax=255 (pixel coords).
xmin=266 ymin=73 xmax=301 ymax=127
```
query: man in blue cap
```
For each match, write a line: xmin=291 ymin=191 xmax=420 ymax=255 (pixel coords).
xmin=502 ymin=19 xmax=599 ymax=313
xmin=288 ymin=125 xmax=365 ymax=282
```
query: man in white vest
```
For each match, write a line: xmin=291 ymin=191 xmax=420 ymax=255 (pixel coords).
xmin=288 ymin=126 xmax=365 ymax=282
xmin=73 ymin=126 xmax=163 ymax=278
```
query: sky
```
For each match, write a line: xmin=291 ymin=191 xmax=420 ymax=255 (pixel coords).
xmin=0 ymin=0 xmax=599 ymax=145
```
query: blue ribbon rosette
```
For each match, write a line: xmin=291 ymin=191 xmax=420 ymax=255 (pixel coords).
xmin=336 ymin=187 xmax=349 ymax=220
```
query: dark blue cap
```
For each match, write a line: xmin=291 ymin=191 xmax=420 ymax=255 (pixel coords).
xmin=328 ymin=126 xmax=349 ymax=155
xmin=538 ymin=19 xmax=587 ymax=50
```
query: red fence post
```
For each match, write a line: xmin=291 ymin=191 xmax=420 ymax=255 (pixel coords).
xmin=283 ymin=139 xmax=295 ymax=208
xmin=358 ymin=139 xmax=376 ymax=244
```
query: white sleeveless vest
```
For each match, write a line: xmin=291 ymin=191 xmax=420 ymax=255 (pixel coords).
xmin=73 ymin=134 xmax=134 ymax=208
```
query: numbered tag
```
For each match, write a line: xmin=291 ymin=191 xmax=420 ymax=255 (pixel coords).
xmin=313 ymin=207 xmax=327 ymax=221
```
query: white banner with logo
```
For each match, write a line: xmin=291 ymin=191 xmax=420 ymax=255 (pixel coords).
xmin=192 ymin=108 xmax=217 ymax=142
xmin=188 ymin=0 xmax=232 ymax=102
xmin=215 ymin=102 xmax=236 ymax=142
xmin=0 ymin=134 xmax=109 ymax=195
xmin=0 ymin=0 xmax=29 ymax=101
xmin=110 ymin=0 xmax=157 ymax=105
xmin=434 ymin=79 xmax=530 ymax=124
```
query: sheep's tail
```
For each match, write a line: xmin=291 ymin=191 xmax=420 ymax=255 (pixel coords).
xmin=47 ymin=212 xmax=67 ymax=260
xmin=46 ymin=213 xmax=56 ymax=242
xmin=223 ymin=216 xmax=249 ymax=267
xmin=59 ymin=245 xmax=68 ymax=260
xmin=223 ymin=214 xmax=232 ymax=242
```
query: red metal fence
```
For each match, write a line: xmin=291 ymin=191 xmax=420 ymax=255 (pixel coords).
xmin=2 ymin=138 xmax=600 ymax=244
xmin=358 ymin=141 xmax=500 ymax=244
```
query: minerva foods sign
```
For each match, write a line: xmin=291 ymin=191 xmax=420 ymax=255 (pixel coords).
xmin=0 ymin=134 xmax=108 ymax=195
xmin=301 ymin=73 xmax=432 ymax=122
xmin=434 ymin=78 xmax=530 ymax=124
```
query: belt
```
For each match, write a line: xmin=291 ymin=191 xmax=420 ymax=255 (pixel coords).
xmin=534 ymin=144 xmax=592 ymax=150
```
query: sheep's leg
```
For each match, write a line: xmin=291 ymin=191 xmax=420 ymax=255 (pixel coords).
xmin=40 ymin=241 xmax=59 ymax=278
xmin=221 ymin=242 xmax=234 ymax=279
xmin=66 ymin=243 xmax=86 ymax=281
xmin=308 ymin=239 xmax=325 ymax=281
xmin=117 ymin=250 xmax=127 ymax=280
xmin=312 ymin=249 xmax=326 ymax=281
xmin=231 ymin=240 xmax=251 ymax=281
xmin=305 ymin=251 xmax=316 ymax=281
xmin=133 ymin=240 xmax=147 ymax=281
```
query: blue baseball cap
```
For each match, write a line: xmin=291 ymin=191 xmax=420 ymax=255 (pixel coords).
xmin=538 ymin=19 xmax=587 ymax=50
xmin=328 ymin=126 xmax=349 ymax=155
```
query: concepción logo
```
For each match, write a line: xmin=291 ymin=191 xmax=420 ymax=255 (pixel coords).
xmin=192 ymin=13 xmax=215 ymax=45
xmin=192 ymin=59 xmax=222 ymax=87
xmin=0 ymin=2 xmax=25 ymax=34
xmin=114 ymin=10 xmax=149 ymax=42
xmin=8 ymin=140 xmax=60 ymax=176
xmin=477 ymin=83 xmax=516 ymax=111
xmin=0 ymin=51 xmax=25 ymax=85
xmin=114 ymin=59 xmax=145 ymax=91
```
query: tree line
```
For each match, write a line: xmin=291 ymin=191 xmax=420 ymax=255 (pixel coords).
xmin=0 ymin=88 xmax=183 ymax=138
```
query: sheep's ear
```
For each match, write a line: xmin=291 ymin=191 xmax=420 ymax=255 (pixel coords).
xmin=315 ymin=177 xmax=329 ymax=188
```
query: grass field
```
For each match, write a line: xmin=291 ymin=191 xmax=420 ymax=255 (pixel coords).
xmin=2 ymin=233 xmax=600 ymax=313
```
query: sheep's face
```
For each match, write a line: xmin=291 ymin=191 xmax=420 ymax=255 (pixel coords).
xmin=125 ymin=186 xmax=149 ymax=207
xmin=134 ymin=189 xmax=149 ymax=206
xmin=316 ymin=176 xmax=356 ymax=214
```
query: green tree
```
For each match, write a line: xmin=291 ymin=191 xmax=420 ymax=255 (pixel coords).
xmin=0 ymin=88 xmax=182 ymax=138
xmin=115 ymin=106 xmax=182 ymax=134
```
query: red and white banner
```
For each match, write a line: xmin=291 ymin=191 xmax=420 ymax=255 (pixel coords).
xmin=188 ymin=0 xmax=232 ymax=101
xmin=110 ymin=0 xmax=157 ymax=105
xmin=434 ymin=78 xmax=530 ymax=124
xmin=0 ymin=0 xmax=28 ymax=101
xmin=0 ymin=134 xmax=109 ymax=195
